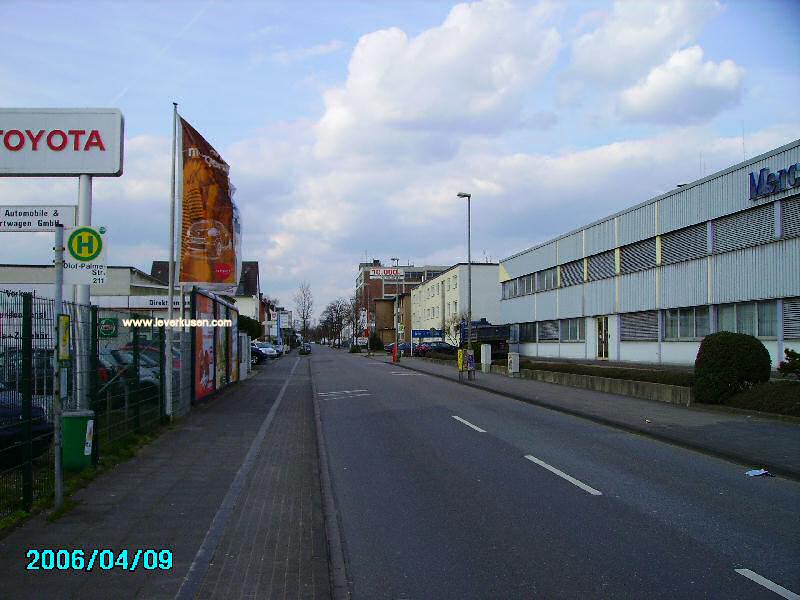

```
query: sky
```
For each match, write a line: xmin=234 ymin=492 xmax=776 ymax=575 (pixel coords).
xmin=1 ymin=0 xmax=799 ymax=318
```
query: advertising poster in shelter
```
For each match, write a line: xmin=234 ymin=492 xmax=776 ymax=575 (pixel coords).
xmin=178 ymin=117 xmax=241 ymax=290
xmin=215 ymin=305 xmax=228 ymax=389
xmin=194 ymin=294 xmax=215 ymax=401
xmin=229 ymin=317 xmax=239 ymax=383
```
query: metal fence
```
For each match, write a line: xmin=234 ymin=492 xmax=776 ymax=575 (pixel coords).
xmin=0 ymin=291 xmax=193 ymax=519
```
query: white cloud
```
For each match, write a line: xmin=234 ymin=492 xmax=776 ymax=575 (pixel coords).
xmin=563 ymin=0 xmax=721 ymax=102
xmin=315 ymin=0 xmax=562 ymax=160
xmin=618 ymin=46 xmax=743 ymax=124
xmin=271 ymin=40 xmax=344 ymax=65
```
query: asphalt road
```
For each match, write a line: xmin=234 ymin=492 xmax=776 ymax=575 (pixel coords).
xmin=311 ymin=346 xmax=800 ymax=600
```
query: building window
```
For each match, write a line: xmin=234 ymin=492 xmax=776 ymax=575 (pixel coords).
xmin=560 ymin=260 xmax=584 ymax=287
xmin=538 ymin=320 xmax=559 ymax=341
xmin=453 ymin=276 xmax=458 ymax=289
xmin=661 ymin=223 xmax=707 ymax=265
xmin=519 ymin=322 xmax=536 ymax=342
xmin=453 ymin=301 xmax=457 ymax=314
xmin=716 ymin=301 xmax=776 ymax=338
xmin=713 ymin=204 xmax=775 ymax=254
xmin=560 ymin=318 xmax=585 ymax=342
xmin=537 ymin=268 xmax=557 ymax=292
xmin=446 ymin=279 xmax=451 ymax=291
xmin=620 ymin=238 xmax=657 ymax=274
xmin=784 ymin=297 xmax=800 ymax=339
xmin=523 ymin=274 xmax=533 ymax=295
xmin=620 ymin=311 xmax=659 ymax=341
xmin=664 ymin=306 xmax=710 ymax=340
xmin=587 ymin=250 xmax=616 ymax=281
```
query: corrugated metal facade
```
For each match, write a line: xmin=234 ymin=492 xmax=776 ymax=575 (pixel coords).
xmin=558 ymin=285 xmax=583 ymax=318
xmin=584 ymin=220 xmax=616 ymax=255
xmin=711 ymin=237 xmax=800 ymax=304
xmin=661 ymin=260 xmax=707 ymax=309
xmin=498 ymin=140 xmax=800 ymax=367
xmin=618 ymin=204 xmax=657 ymax=246
xmin=619 ymin=271 xmax=657 ymax=313
xmin=584 ymin=279 xmax=615 ymax=316
xmin=557 ymin=231 xmax=583 ymax=263
xmin=536 ymin=290 xmax=558 ymax=321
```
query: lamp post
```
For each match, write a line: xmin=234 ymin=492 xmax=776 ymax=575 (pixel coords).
xmin=456 ymin=192 xmax=473 ymax=380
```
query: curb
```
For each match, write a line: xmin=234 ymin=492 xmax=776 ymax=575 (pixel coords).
xmin=376 ymin=356 xmax=800 ymax=482
xmin=309 ymin=355 xmax=351 ymax=600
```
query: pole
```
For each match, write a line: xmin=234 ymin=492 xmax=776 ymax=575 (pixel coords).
xmin=165 ymin=102 xmax=178 ymax=420
xmin=76 ymin=174 xmax=92 ymax=408
xmin=53 ymin=226 xmax=64 ymax=510
xmin=467 ymin=194 xmax=473 ymax=380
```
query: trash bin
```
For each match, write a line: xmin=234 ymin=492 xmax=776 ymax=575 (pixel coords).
xmin=62 ymin=410 xmax=95 ymax=471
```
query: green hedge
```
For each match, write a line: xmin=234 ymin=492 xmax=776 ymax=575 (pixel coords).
xmin=694 ymin=332 xmax=771 ymax=404
xmin=725 ymin=381 xmax=800 ymax=417
xmin=518 ymin=359 xmax=693 ymax=387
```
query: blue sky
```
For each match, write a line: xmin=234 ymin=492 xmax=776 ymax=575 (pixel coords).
xmin=2 ymin=0 xmax=799 ymax=315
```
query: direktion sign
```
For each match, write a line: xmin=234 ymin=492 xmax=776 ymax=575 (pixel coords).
xmin=0 ymin=108 xmax=124 ymax=177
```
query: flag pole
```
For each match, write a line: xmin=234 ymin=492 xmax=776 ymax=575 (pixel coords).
xmin=165 ymin=102 xmax=178 ymax=420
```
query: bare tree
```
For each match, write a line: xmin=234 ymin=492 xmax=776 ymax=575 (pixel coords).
xmin=293 ymin=282 xmax=313 ymax=340
xmin=320 ymin=297 xmax=349 ymax=346
xmin=444 ymin=312 xmax=466 ymax=346
xmin=347 ymin=293 xmax=364 ymax=346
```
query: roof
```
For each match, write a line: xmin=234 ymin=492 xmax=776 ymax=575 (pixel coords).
xmin=149 ymin=261 xmax=173 ymax=285
xmin=236 ymin=261 xmax=260 ymax=296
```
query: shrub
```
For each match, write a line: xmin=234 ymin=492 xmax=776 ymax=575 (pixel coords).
xmin=694 ymin=332 xmax=771 ymax=404
xmin=726 ymin=381 xmax=800 ymax=417
xmin=427 ymin=351 xmax=456 ymax=361
xmin=368 ymin=332 xmax=383 ymax=351
xmin=349 ymin=345 xmax=362 ymax=353
xmin=518 ymin=359 xmax=694 ymax=387
xmin=778 ymin=348 xmax=800 ymax=380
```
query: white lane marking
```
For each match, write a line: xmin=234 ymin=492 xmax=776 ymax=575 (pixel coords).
xmin=524 ymin=455 xmax=603 ymax=496
xmin=735 ymin=569 xmax=800 ymax=599
xmin=318 ymin=389 xmax=368 ymax=396
xmin=391 ymin=371 xmax=419 ymax=375
xmin=451 ymin=415 xmax=486 ymax=433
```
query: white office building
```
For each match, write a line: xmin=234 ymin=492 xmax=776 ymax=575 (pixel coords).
xmin=499 ymin=139 xmax=800 ymax=368
xmin=411 ymin=263 xmax=500 ymax=344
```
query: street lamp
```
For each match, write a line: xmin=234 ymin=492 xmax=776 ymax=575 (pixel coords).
xmin=456 ymin=192 xmax=474 ymax=380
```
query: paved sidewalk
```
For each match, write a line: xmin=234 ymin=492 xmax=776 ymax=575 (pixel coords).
xmin=0 ymin=356 xmax=330 ymax=600
xmin=375 ymin=355 xmax=800 ymax=479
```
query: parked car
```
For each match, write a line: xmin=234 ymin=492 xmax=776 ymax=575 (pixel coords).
xmin=416 ymin=341 xmax=457 ymax=357
xmin=250 ymin=344 xmax=269 ymax=365
xmin=0 ymin=348 xmax=57 ymax=395
xmin=302 ymin=342 xmax=312 ymax=353
xmin=384 ymin=342 xmax=412 ymax=356
xmin=254 ymin=342 xmax=279 ymax=359
xmin=0 ymin=382 xmax=54 ymax=466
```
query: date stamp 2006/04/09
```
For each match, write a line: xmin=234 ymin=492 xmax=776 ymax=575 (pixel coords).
xmin=26 ymin=549 xmax=173 ymax=572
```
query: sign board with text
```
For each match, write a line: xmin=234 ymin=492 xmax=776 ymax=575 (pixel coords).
xmin=0 ymin=108 xmax=124 ymax=177
xmin=63 ymin=225 xmax=107 ymax=285
xmin=0 ymin=205 xmax=75 ymax=232
xmin=369 ymin=267 xmax=404 ymax=280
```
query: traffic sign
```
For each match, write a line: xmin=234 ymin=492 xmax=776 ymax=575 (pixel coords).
xmin=63 ymin=225 xmax=107 ymax=285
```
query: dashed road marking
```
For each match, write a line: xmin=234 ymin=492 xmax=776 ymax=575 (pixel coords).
xmin=318 ymin=389 xmax=368 ymax=396
xmin=524 ymin=455 xmax=603 ymax=496
xmin=735 ymin=569 xmax=799 ymax=599
xmin=451 ymin=415 xmax=486 ymax=433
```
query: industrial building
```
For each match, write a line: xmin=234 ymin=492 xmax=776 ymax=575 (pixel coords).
xmin=499 ymin=139 xmax=800 ymax=368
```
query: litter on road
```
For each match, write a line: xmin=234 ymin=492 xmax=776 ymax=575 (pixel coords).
xmin=745 ymin=469 xmax=775 ymax=477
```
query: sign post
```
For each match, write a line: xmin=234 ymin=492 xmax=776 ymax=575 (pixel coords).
xmin=53 ymin=225 xmax=65 ymax=510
